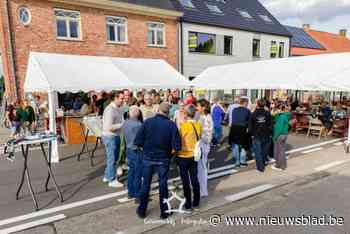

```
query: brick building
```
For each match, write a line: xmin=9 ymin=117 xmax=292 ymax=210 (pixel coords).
xmin=0 ymin=0 xmax=182 ymax=102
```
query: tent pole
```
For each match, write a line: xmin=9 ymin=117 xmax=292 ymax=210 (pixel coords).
xmin=48 ymin=91 xmax=59 ymax=163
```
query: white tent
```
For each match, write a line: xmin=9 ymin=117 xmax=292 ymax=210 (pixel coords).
xmin=24 ymin=52 xmax=190 ymax=162
xmin=110 ymin=58 xmax=190 ymax=89
xmin=25 ymin=52 xmax=190 ymax=92
xmin=191 ymin=52 xmax=350 ymax=91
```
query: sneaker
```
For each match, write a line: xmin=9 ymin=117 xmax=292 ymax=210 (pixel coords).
xmin=271 ymin=165 xmax=283 ymax=171
xmin=117 ymin=167 xmax=124 ymax=176
xmin=102 ymin=177 xmax=109 ymax=183
xmin=193 ymin=206 xmax=200 ymax=212
xmin=160 ymin=212 xmax=173 ymax=219
xmin=108 ymin=180 xmax=124 ymax=188
xmin=240 ymin=163 xmax=248 ymax=168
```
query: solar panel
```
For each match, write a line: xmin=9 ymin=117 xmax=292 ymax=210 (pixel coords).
xmin=285 ymin=26 xmax=324 ymax=49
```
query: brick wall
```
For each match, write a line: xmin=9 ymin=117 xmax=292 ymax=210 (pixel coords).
xmin=0 ymin=0 xmax=179 ymax=101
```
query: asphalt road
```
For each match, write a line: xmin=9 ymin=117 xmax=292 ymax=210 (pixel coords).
xmin=147 ymin=158 xmax=350 ymax=234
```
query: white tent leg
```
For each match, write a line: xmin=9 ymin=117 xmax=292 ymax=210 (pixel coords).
xmin=48 ymin=91 xmax=59 ymax=163
xmin=347 ymin=118 xmax=350 ymax=153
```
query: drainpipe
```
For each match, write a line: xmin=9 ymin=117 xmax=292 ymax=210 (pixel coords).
xmin=3 ymin=0 xmax=19 ymax=102
xmin=180 ymin=19 xmax=184 ymax=75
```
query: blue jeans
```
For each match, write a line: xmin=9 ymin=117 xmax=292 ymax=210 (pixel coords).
xmin=102 ymin=135 xmax=121 ymax=181
xmin=232 ymin=144 xmax=246 ymax=166
xmin=252 ymin=138 xmax=271 ymax=172
xmin=138 ymin=159 xmax=170 ymax=217
xmin=127 ymin=148 xmax=142 ymax=198
xmin=212 ymin=126 xmax=223 ymax=145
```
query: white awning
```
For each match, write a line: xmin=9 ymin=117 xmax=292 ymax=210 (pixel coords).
xmin=110 ymin=57 xmax=190 ymax=89
xmin=191 ymin=52 xmax=350 ymax=92
xmin=24 ymin=52 xmax=190 ymax=93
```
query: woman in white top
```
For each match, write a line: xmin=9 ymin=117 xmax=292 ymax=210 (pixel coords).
xmin=196 ymin=99 xmax=213 ymax=197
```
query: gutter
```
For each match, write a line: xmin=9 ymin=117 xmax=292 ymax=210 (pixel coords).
xmin=49 ymin=0 xmax=183 ymax=19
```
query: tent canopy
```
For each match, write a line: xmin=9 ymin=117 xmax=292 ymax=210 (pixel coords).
xmin=24 ymin=52 xmax=190 ymax=93
xmin=191 ymin=52 xmax=350 ymax=92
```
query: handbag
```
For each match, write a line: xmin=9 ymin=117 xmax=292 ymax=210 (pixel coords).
xmin=190 ymin=122 xmax=202 ymax=162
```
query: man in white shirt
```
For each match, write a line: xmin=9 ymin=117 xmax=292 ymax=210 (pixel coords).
xmin=102 ymin=91 xmax=125 ymax=188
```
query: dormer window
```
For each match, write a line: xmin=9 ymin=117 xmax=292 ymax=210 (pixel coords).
xmin=259 ymin=14 xmax=273 ymax=23
xmin=206 ymin=3 xmax=223 ymax=15
xmin=237 ymin=9 xmax=254 ymax=20
xmin=178 ymin=0 xmax=195 ymax=9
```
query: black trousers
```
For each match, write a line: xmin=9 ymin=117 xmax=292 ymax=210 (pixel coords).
xmin=176 ymin=157 xmax=200 ymax=209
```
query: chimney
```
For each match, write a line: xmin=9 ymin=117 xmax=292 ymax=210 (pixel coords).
xmin=339 ymin=29 xmax=347 ymax=37
xmin=303 ymin=24 xmax=310 ymax=30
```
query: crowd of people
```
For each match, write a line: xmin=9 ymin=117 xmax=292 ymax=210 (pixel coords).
xmin=99 ymin=89 xmax=292 ymax=220
xmin=4 ymin=99 xmax=39 ymax=138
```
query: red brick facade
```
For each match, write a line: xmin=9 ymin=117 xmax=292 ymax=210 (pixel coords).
xmin=0 ymin=0 xmax=180 ymax=102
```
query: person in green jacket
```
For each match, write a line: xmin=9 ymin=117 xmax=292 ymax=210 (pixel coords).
xmin=23 ymin=100 xmax=36 ymax=134
xmin=272 ymin=104 xmax=291 ymax=171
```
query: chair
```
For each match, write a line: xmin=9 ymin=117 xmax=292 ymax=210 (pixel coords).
xmin=295 ymin=114 xmax=309 ymax=133
xmin=307 ymin=117 xmax=326 ymax=139
xmin=331 ymin=118 xmax=348 ymax=137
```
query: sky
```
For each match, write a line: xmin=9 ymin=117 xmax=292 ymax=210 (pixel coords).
xmin=260 ymin=0 xmax=350 ymax=37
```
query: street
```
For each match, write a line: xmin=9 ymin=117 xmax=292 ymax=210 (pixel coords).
xmin=0 ymin=135 xmax=348 ymax=234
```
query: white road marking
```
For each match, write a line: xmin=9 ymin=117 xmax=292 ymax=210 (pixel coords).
xmin=225 ymin=184 xmax=275 ymax=202
xmin=208 ymin=169 xmax=238 ymax=180
xmin=333 ymin=142 xmax=344 ymax=146
xmin=286 ymin=138 xmax=345 ymax=155
xmin=0 ymin=190 xmax=127 ymax=227
xmin=209 ymin=164 xmax=236 ymax=174
xmin=314 ymin=160 xmax=349 ymax=171
xmin=302 ymin=147 xmax=323 ymax=154
xmin=0 ymin=214 xmax=66 ymax=234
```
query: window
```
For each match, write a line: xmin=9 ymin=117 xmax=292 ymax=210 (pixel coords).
xmin=178 ymin=0 xmax=195 ymax=8
xmin=253 ymin=39 xmax=260 ymax=57
xmin=55 ymin=9 xmax=81 ymax=40
xmin=147 ymin=22 xmax=165 ymax=47
xmin=259 ymin=14 xmax=273 ymax=23
xmin=279 ymin=42 xmax=285 ymax=58
xmin=270 ymin=41 xmax=278 ymax=58
xmin=206 ymin=4 xmax=223 ymax=14
xmin=224 ymin=36 xmax=233 ymax=55
xmin=106 ymin=16 xmax=127 ymax=43
xmin=237 ymin=9 xmax=253 ymax=19
xmin=18 ymin=7 xmax=31 ymax=26
xmin=189 ymin=32 xmax=216 ymax=54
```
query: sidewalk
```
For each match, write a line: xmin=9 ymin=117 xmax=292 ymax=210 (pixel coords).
xmin=7 ymin=143 xmax=349 ymax=234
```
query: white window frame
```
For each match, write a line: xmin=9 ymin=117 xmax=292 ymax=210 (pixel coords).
xmin=106 ymin=16 xmax=128 ymax=44
xmin=224 ymin=35 xmax=233 ymax=56
xmin=18 ymin=7 xmax=32 ymax=26
xmin=54 ymin=8 xmax=82 ymax=41
xmin=147 ymin=22 xmax=166 ymax=47
xmin=279 ymin=42 xmax=285 ymax=58
xmin=252 ymin=38 xmax=261 ymax=58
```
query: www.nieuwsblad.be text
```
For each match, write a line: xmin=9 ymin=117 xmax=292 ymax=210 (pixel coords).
xmin=209 ymin=214 xmax=344 ymax=227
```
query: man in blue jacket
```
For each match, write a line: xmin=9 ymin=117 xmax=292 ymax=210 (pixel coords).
xmin=135 ymin=102 xmax=181 ymax=219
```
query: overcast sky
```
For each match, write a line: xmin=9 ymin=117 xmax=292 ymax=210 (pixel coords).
xmin=260 ymin=0 xmax=350 ymax=36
